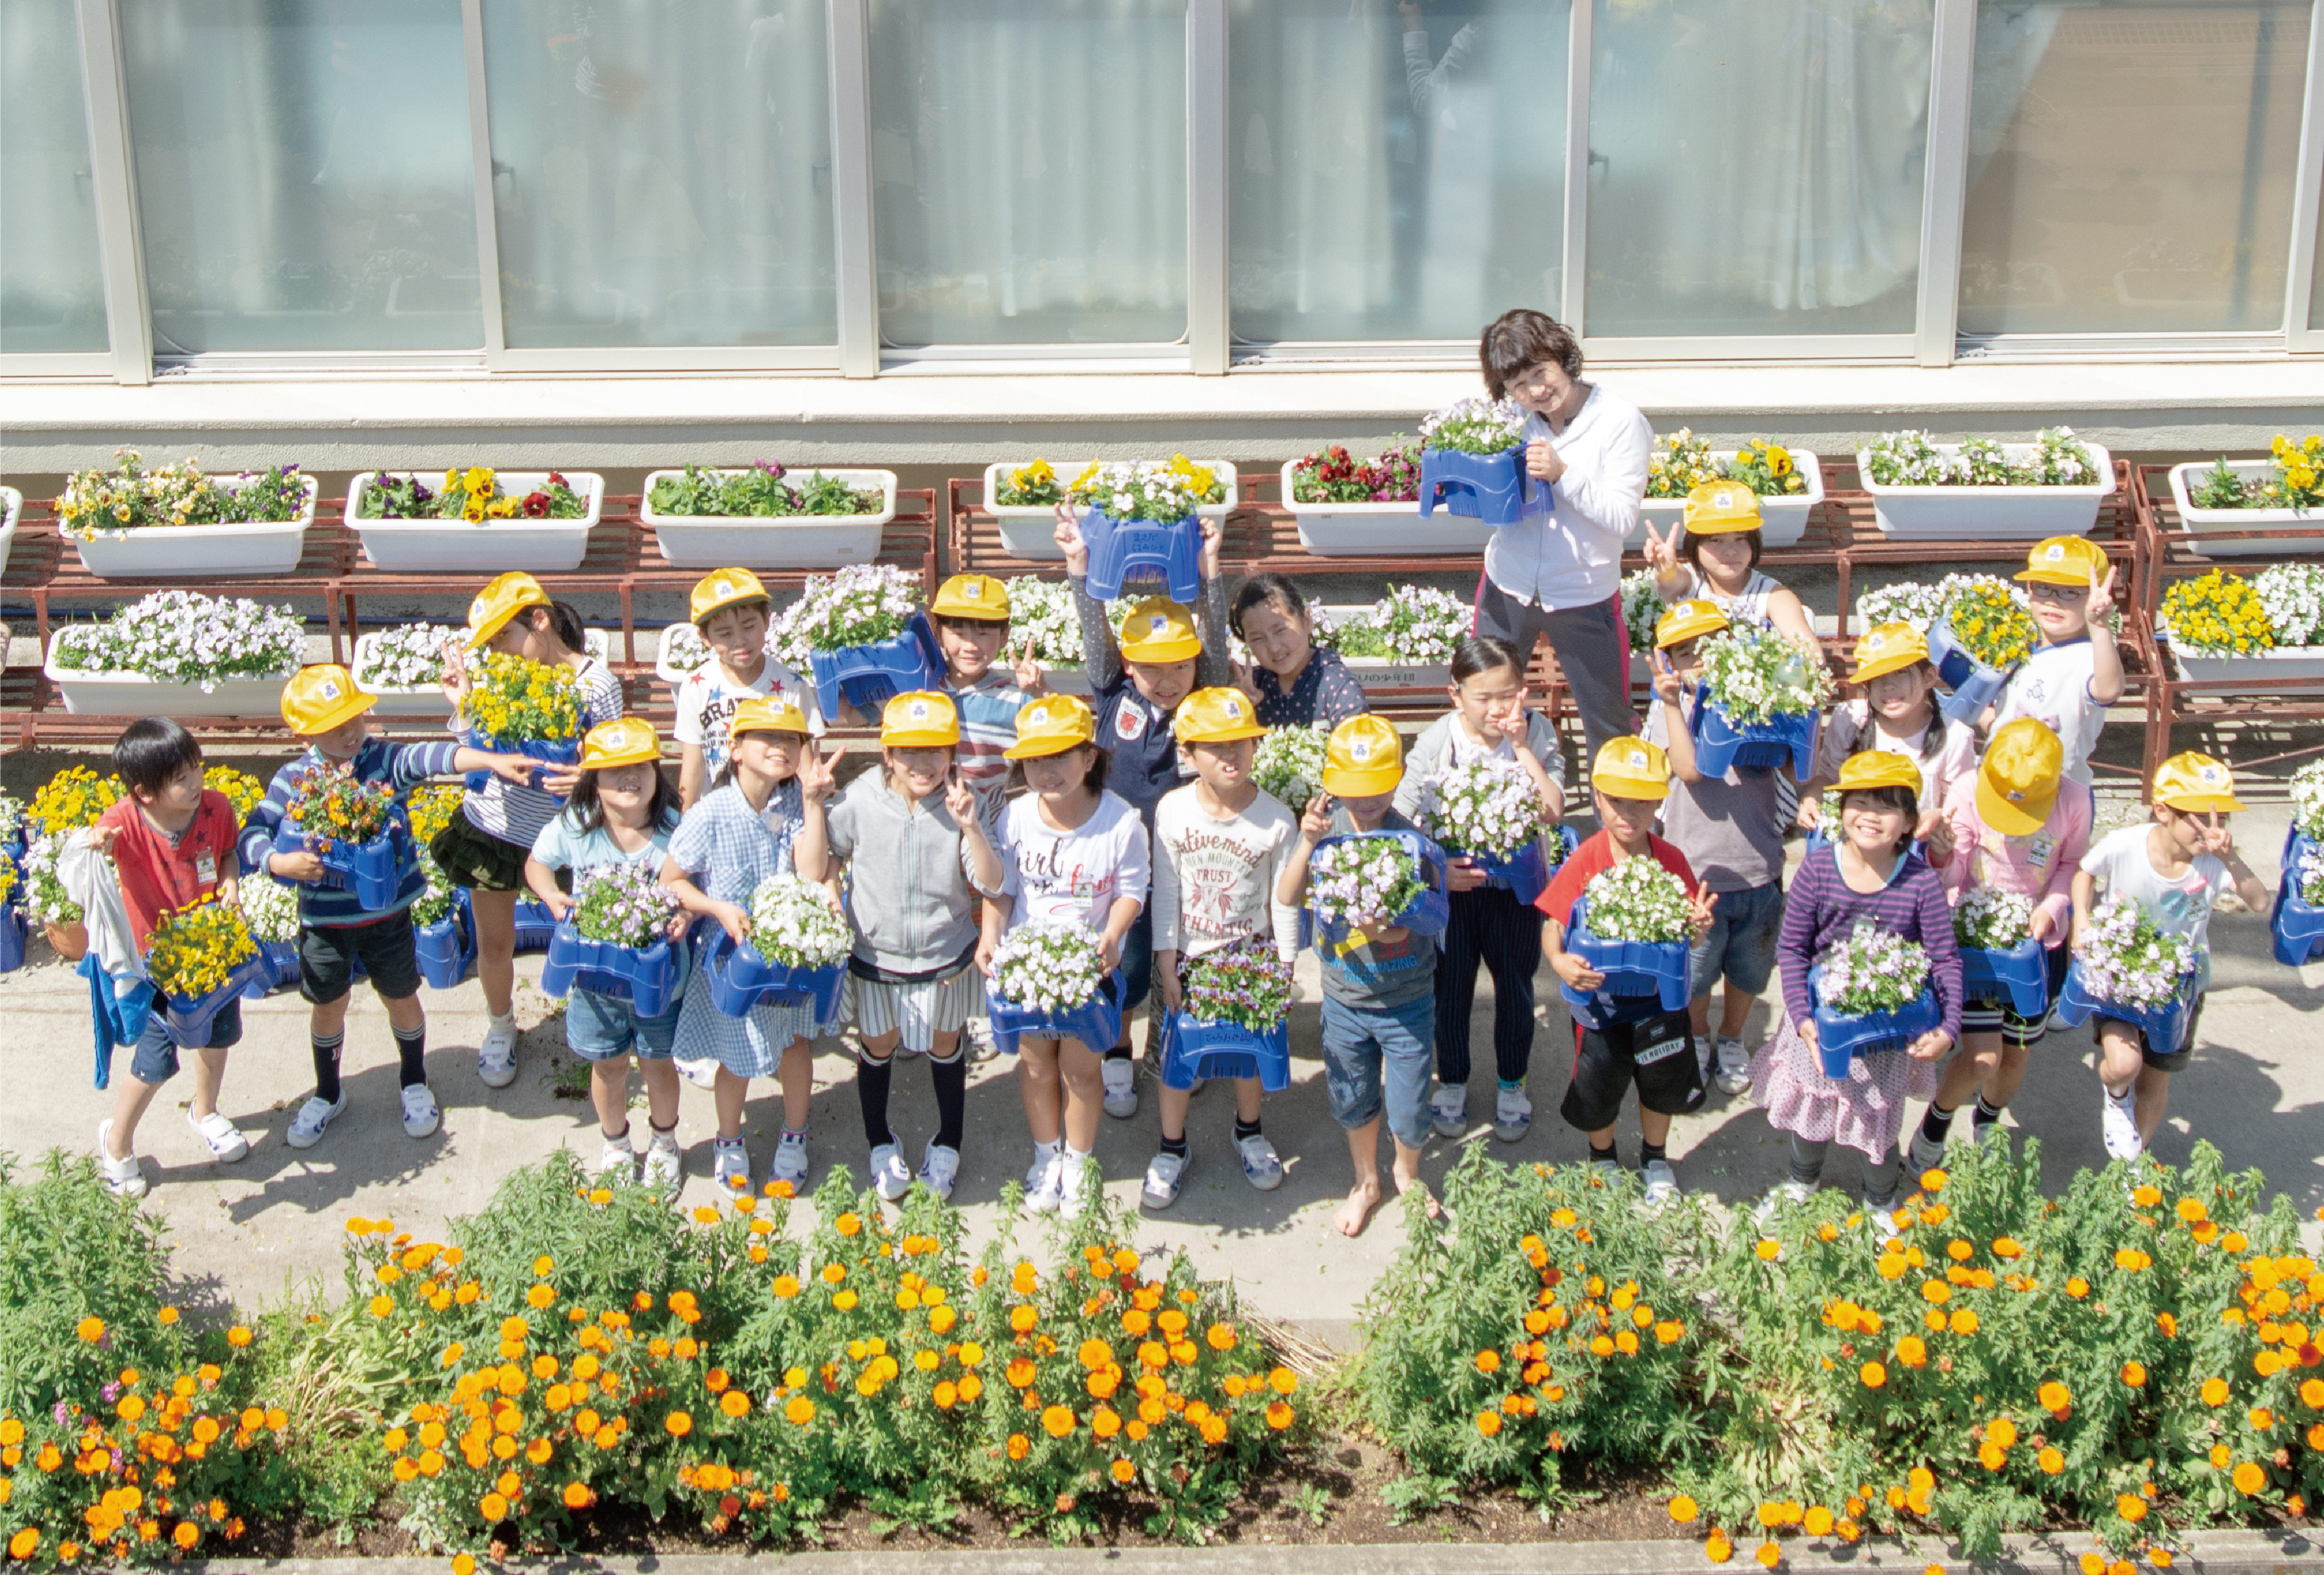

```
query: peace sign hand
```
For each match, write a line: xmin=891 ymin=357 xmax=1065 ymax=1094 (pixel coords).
xmin=2197 ymin=809 xmax=2235 ymax=860
xmin=1009 ymin=635 xmax=1046 ymax=695
xmin=943 ymin=769 xmax=980 ymax=826
xmin=1641 ymin=520 xmax=1681 ymax=579
xmin=797 ymin=743 xmax=839 ymax=804
xmin=2087 ymin=564 xmax=2119 ymax=627
xmin=1684 ymin=881 xmax=1717 ymax=938
xmin=1650 ymin=651 xmax=1684 ymax=706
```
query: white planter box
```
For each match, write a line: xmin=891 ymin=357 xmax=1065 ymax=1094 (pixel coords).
xmin=67 ymin=473 xmax=319 ymax=579
xmin=641 ymin=470 xmax=899 ymax=569
xmin=346 ymin=471 xmax=604 ymax=572
xmin=1634 ymin=451 xmax=1826 ymax=548
xmin=2165 ymin=461 xmax=2323 ymax=560
xmin=354 ymin=628 xmax=615 ymax=715
xmin=45 ymin=630 xmax=294 ymax=717
xmin=2159 ymin=632 xmax=2324 ymax=689
xmin=1316 ymin=605 xmax=1455 ymax=690
xmin=981 ymin=460 xmax=1239 ymax=560
xmin=1856 ymin=444 xmax=2114 ymax=540
xmin=0 ymin=487 xmax=20 ymax=580
xmin=1276 ymin=460 xmax=1489 ymax=557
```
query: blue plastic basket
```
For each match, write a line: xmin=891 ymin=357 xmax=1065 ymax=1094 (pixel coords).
xmin=2271 ymin=831 xmax=2324 ymax=966
xmin=809 ymin=610 xmax=946 ymax=723
xmin=1081 ymin=509 xmax=1203 ymax=604
xmin=1311 ymin=830 xmax=1451 ymax=947
xmin=988 ymin=968 xmax=1127 ymax=1054
xmin=699 ymin=927 xmax=847 ymax=1020
xmin=1810 ymin=983 xmax=1942 ymax=1075
xmin=1157 ymin=1010 xmax=1292 ymax=1092
xmin=463 ymin=731 xmax=583 ymax=796
xmin=512 ymin=898 xmax=558 ymax=953
xmin=161 ymin=953 xmax=268 ymax=1048
xmin=1416 ymin=447 xmax=1547 ymax=526
xmin=541 ymin=924 xmax=683 ymax=1018
xmin=0 ymin=907 xmax=23 ymax=974
xmin=1558 ymin=896 xmax=1692 ymax=1022
xmin=1691 ymin=684 xmax=1819 ymax=779
xmin=2054 ymin=961 xmax=2197 ymax=1056
xmin=1959 ymin=936 xmax=2049 ymax=1017
xmin=1926 ymin=620 xmax=2015 ymax=728
xmin=240 ymin=938 xmax=302 ymax=1000
xmin=415 ymin=894 xmax=476 ymax=990
xmin=275 ymin=820 xmax=414 ymax=912
xmin=1445 ymin=824 xmax=1574 ymax=907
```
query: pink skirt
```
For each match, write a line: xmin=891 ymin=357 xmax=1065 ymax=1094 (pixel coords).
xmin=1750 ymin=1010 xmax=1940 ymax=1163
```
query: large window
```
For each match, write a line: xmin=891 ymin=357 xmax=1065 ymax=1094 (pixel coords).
xmin=1959 ymin=0 xmax=2311 ymax=337
xmin=1 ymin=0 xmax=109 ymax=355
xmin=122 ymin=0 xmax=480 ymax=355
xmin=1584 ymin=0 xmax=1934 ymax=338
xmin=1228 ymin=0 xmax=1569 ymax=345
xmin=868 ymin=0 xmax=1188 ymax=347
xmin=479 ymin=1 xmax=837 ymax=349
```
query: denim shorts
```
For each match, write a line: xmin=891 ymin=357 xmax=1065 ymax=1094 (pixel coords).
xmin=566 ymin=986 xmax=679 ymax=1062
xmin=1688 ymin=881 xmax=1784 ymax=998
xmin=1319 ymin=993 xmax=1436 ymax=1150
xmin=130 ymin=998 xmax=243 ymax=1085
xmin=1117 ymin=905 xmax=1153 ymax=1027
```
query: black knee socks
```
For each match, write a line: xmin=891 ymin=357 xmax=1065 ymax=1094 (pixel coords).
xmin=1972 ymin=1094 xmax=2006 ymax=1131
xmin=394 ymin=1023 xmax=427 ymax=1089
xmin=1919 ymin=1101 xmax=1956 ymax=1145
xmin=930 ymin=1050 xmax=966 ymax=1151
xmin=856 ymin=1053 xmax=895 ymax=1148
xmin=1639 ymin=1140 xmax=1667 ymax=1168
xmin=312 ymin=1029 xmax=344 ymax=1104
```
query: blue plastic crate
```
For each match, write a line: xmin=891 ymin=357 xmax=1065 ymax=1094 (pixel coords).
xmin=0 ymin=907 xmax=23 ymax=974
xmin=1416 ymin=448 xmax=1547 ymax=526
xmin=465 ymin=732 xmax=583 ymax=795
xmin=1960 ymin=936 xmax=2049 ymax=1017
xmin=699 ymin=927 xmax=847 ymax=1020
xmin=809 ymin=610 xmax=946 ymax=723
xmin=274 ymin=819 xmax=414 ymax=912
xmin=1557 ymin=896 xmax=1692 ymax=1021
xmin=512 ymin=898 xmax=558 ymax=954
xmin=1311 ymin=830 xmax=1451 ymax=948
xmin=1081 ymin=509 xmax=1203 ymax=604
xmin=2272 ymin=830 xmax=2324 ymax=966
xmin=1810 ymin=983 xmax=1942 ymax=1075
xmin=2054 ymin=961 xmax=2197 ymax=1056
xmin=240 ymin=938 xmax=302 ymax=1000
xmin=541 ymin=924 xmax=683 ymax=1018
xmin=1691 ymin=684 xmax=1819 ymax=779
xmin=161 ymin=952 xmax=269 ymax=1048
xmin=1444 ymin=824 xmax=1574 ymax=907
xmin=1157 ymin=1011 xmax=1292 ymax=1092
xmin=988 ymin=968 xmax=1127 ymax=1054
xmin=1925 ymin=620 xmax=2012 ymax=727
xmin=415 ymin=895 xmax=476 ymax=990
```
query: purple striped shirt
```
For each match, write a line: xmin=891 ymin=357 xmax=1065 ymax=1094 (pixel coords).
xmin=1778 ymin=845 xmax=1962 ymax=1040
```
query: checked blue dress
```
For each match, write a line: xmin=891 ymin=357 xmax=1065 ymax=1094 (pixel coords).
xmin=668 ymin=779 xmax=827 ymax=1075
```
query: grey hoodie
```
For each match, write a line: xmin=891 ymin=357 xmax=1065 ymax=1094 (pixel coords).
xmin=824 ymin=771 xmax=998 ymax=977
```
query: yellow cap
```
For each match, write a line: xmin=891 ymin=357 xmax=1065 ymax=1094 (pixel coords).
xmin=2152 ymin=751 xmax=2245 ymax=815
xmin=730 ymin=696 xmax=809 ymax=740
xmin=1655 ymin=598 xmax=1730 ymax=650
xmin=1321 ymin=715 xmax=1405 ymax=798
xmin=1683 ymin=480 xmax=1763 ymax=536
xmin=466 ymin=571 xmax=551 ymax=648
xmin=280 ymin=663 xmax=376 ymax=736
xmin=1591 ymin=736 xmax=1671 ymax=801
xmin=1851 ymin=622 xmax=1930 ymax=683
xmin=690 ymin=569 xmax=769 ymax=626
xmin=1117 ymin=596 xmax=1202 ymax=664
xmin=1834 ymin=751 xmax=1922 ymax=796
xmin=2014 ymin=535 xmax=2108 ymax=588
xmin=932 ymin=574 xmax=1011 ymax=621
xmin=1005 ymin=694 xmax=1097 ymax=760
xmin=1975 ymin=717 xmax=2065 ymax=838
xmin=1177 ymin=688 xmax=1267 ymax=745
xmin=580 ymin=717 xmax=661 ymax=770
xmin=881 ymin=690 xmax=960 ymax=749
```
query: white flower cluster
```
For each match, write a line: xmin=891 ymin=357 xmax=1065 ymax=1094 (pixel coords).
xmin=658 ymin=621 xmax=713 ymax=677
xmin=1308 ymin=835 xmax=1425 ymax=930
xmin=1697 ymin=624 xmax=1835 ymax=727
xmin=747 ymin=875 xmax=852 ymax=968
xmin=2299 ymin=844 xmax=2324 ymax=906
xmin=1005 ymin=576 xmax=1082 ymax=666
xmin=2076 ymin=896 xmax=2194 ymax=1010
xmin=1419 ymin=397 xmax=1527 ymax=457
xmin=2292 ymin=761 xmax=2324 ymax=841
xmin=1864 ymin=429 xmax=2094 ymax=488
xmin=1952 ymin=887 xmax=2034 ymax=953
xmin=1815 ymin=918 xmax=1931 ymax=1016
xmin=2254 ymin=565 xmax=2324 ymax=649
xmin=1580 ymin=857 xmax=1691 ymax=943
xmin=768 ymin=564 xmax=920 ymax=670
xmin=54 ymin=590 xmax=304 ymax=690
xmin=21 ymin=836 xmax=82 ymax=926
xmin=355 ymin=623 xmax=463 ymax=690
xmin=1620 ymin=570 xmax=1669 ymax=657
xmin=237 ymin=875 xmax=302 ymax=944
xmin=1328 ymin=584 xmax=1473 ymax=665
xmin=1064 ymin=458 xmax=1221 ymax=524
xmin=1419 ymin=759 xmax=1543 ymax=860
xmin=410 ymin=854 xmax=457 ymax=927
xmin=1252 ymin=724 xmax=1330 ymax=808
xmin=0 ymin=791 xmax=23 ymax=845
xmin=1855 ymin=574 xmax=2025 ymax=634
xmin=989 ymin=920 xmax=1107 ymax=1013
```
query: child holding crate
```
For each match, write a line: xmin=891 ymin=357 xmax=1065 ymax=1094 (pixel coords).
xmin=671 ymin=568 xmax=822 ymax=809
xmin=1990 ymin=536 xmax=2125 ymax=785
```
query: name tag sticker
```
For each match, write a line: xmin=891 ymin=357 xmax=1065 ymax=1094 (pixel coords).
xmin=194 ymin=851 xmax=219 ymax=885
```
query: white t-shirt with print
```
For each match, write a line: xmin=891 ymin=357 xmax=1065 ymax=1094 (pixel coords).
xmin=2079 ymin=823 xmax=2230 ymax=989
xmin=1993 ymin=641 xmax=2103 ymax=786
xmin=671 ymin=658 xmax=822 ymax=775
xmin=998 ymin=790 xmax=1152 ymax=935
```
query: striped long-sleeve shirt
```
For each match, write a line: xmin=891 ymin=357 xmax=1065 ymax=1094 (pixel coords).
xmin=1778 ymin=844 xmax=1962 ymax=1043
xmin=239 ymin=737 xmax=466 ymax=927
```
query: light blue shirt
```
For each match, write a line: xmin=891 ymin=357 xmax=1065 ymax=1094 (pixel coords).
xmin=530 ymin=806 xmax=679 ymax=875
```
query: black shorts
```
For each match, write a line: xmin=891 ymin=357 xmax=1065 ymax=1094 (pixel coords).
xmin=1559 ymin=1008 xmax=1705 ymax=1133
xmin=2097 ymin=993 xmax=2205 ymax=1074
xmin=302 ymin=910 xmax=422 ymax=1004
xmin=429 ymin=813 xmax=530 ymax=893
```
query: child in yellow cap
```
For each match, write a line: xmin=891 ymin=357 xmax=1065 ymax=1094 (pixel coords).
xmin=671 ymin=568 xmax=821 ymax=810
xmin=927 ymin=573 xmax=1045 ymax=830
xmin=241 ymin=665 xmax=536 ymax=1158
xmin=1802 ymin=622 xmax=1976 ymax=835
xmin=2072 ymin=752 xmax=2267 ymax=1160
xmin=1992 ymin=535 xmax=2124 ymax=786
xmin=796 ymin=691 xmax=1004 ymax=1204
xmin=1275 ymin=715 xmax=1440 ymax=1237
xmin=1641 ymin=481 xmax=1820 ymax=649
xmin=522 ymin=718 xmax=689 ymax=1193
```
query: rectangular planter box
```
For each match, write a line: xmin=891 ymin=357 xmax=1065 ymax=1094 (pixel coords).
xmin=2159 ymin=634 xmax=2324 ymax=690
xmin=67 ymin=473 xmax=319 ymax=579
xmin=641 ymin=469 xmax=900 ymax=568
xmin=355 ymin=627 xmax=610 ymax=716
xmin=345 ymin=471 xmax=604 ymax=572
xmin=1856 ymin=443 xmax=2114 ymax=540
xmin=0 ymin=487 xmax=20 ymax=580
xmin=1277 ymin=461 xmax=1490 ymax=557
xmin=981 ymin=460 xmax=1238 ymax=560
xmin=1634 ymin=451 xmax=1825 ymax=548
xmin=2165 ymin=460 xmax=2324 ymax=559
xmin=45 ymin=630 xmax=294 ymax=717
xmin=1158 ymin=1011 xmax=1292 ymax=1092
xmin=1314 ymin=604 xmax=1455 ymax=691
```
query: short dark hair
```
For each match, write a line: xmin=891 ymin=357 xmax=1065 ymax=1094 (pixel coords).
xmin=693 ymin=597 xmax=771 ymax=634
xmin=1014 ymin=741 xmax=1111 ymax=798
xmin=1837 ymin=781 xmax=1920 ymax=854
xmin=932 ymin=612 xmax=1008 ymax=635
xmin=113 ymin=717 xmax=203 ymax=798
xmin=1480 ymin=309 xmax=1584 ymax=399
xmin=1229 ymin=573 xmax=1308 ymax=639
xmin=1683 ymin=526 xmax=1763 ymax=573
xmin=1450 ymin=634 xmax=1527 ymax=687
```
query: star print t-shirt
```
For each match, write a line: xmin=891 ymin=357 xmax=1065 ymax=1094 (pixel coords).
xmin=671 ymin=658 xmax=822 ymax=775
xmin=2078 ymin=824 xmax=2230 ymax=990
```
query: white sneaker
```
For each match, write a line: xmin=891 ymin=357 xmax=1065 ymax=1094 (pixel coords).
xmin=186 ymin=1110 xmax=251 ymax=1162
xmin=2101 ymin=1087 xmax=2143 ymax=1161
xmin=642 ymin=1130 xmax=683 ymax=1195
xmin=1057 ymin=1153 xmax=1100 ymax=1218
xmin=769 ymin=1129 xmax=811 ymax=1190
xmin=1906 ymin=1122 xmax=1949 ymax=1177
xmin=1492 ymin=1084 xmax=1531 ymax=1143
xmin=1141 ymin=1149 xmax=1189 ymax=1210
xmin=711 ymin=1137 xmax=751 ymax=1190
xmin=477 ymin=1019 xmax=518 ymax=1089
xmin=1713 ymin=1036 xmax=1752 ymax=1096
xmin=1640 ymin=1159 xmax=1681 ymax=1209
xmin=918 ymin=1143 xmax=960 ymax=1202
xmin=1101 ymin=1056 xmax=1139 ymax=1119
xmin=1430 ymin=1083 xmax=1467 ymax=1139
xmin=1753 ymin=1178 xmax=1815 ymax=1224
xmin=285 ymin=1093 xmax=347 ymax=1149
xmin=96 ymin=1121 xmax=146 ymax=1199
xmin=1235 ymin=1132 xmax=1285 ymax=1191
xmin=1025 ymin=1148 xmax=1066 ymax=1213
xmin=400 ymin=1084 xmax=441 ymax=1140
xmin=597 ymin=1132 xmax=638 ymax=1180
xmin=869 ymin=1142 xmax=911 ymax=1202
xmin=676 ymin=1056 xmax=719 ymax=1090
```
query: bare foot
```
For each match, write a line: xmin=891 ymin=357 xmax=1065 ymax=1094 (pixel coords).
xmin=1391 ymin=1166 xmax=1442 ymax=1220
xmin=1333 ymin=1175 xmax=1385 ymax=1237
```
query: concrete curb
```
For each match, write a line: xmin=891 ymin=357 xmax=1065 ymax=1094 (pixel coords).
xmin=179 ymin=1529 xmax=2319 ymax=1575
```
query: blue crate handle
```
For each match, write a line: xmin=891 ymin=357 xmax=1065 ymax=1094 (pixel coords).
xmin=1416 ymin=448 xmax=1548 ymax=526
xmin=987 ymin=967 xmax=1128 ymax=1054
xmin=511 ymin=898 xmax=559 ymax=954
xmin=2053 ymin=960 xmax=2198 ymax=1056
xmin=1157 ymin=1009 xmax=1292 ymax=1092
xmin=541 ymin=922 xmax=684 ymax=1018
xmin=1690 ymin=682 xmax=1819 ymax=780
xmin=1080 ymin=509 xmax=1203 ymax=604
xmin=1808 ymin=976 xmax=1943 ymax=1074
xmin=1557 ymin=896 xmax=1692 ymax=1021
xmin=699 ymin=926 xmax=847 ymax=1021
xmin=1959 ymin=935 xmax=2049 ymax=1018
xmin=1310 ymin=829 xmax=1452 ymax=947
xmin=464 ymin=732 xmax=584 ymax=796
xmin=0 ymin=907 xmax=24 ymax=975
xmin=275 ymin=815 xmax=416 ymax=913
xmin=1925 ymin=620 xmax=2013 ymax=727
xmin=2270 ymin=830 xmax=2324 ymax=967
xmin=809 ymin=610 xmax=946 ymax=723
xmin=240 ymin=938 xmax=302 ymax=1000
xmin=1442 ymin=824 xmax=1573 ymax=907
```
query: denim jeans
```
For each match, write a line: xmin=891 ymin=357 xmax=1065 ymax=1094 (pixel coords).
xmin=1321 ymin=993 xmax=1436 ymax=1150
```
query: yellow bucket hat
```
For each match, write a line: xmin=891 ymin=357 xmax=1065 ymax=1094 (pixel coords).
xmin=1006 ymin=694 xmax=1097 ymax=760
xmin=2014 ymin=535 xmax=2108 ymax=588
xmin=730 ymin=696 xmax=809 ymax=740
xmin=2153 ymin=751 xmax=2245 ymax=815
xmin=1975 ymin=717 xmax=2064 ymax=838
xmin=1177 ymin=688 xmax=1267 ymax=745
xmin=1834 ymin=751 xmax=1922 ymax=795
xmin=932 ymin=574 xmax=1012 ymax=621
xmin=1591 ymin=736 xmax=1671 ymax=801
xmin=1321 ymin=715 xmax=1404 ymax=798
xmin=1117 ymin=596 xmax=1202 ymax=664
xmin=881 ymin=690 xmax=961 ymax=749
xmin=280 ymin=663 xmax=376 ymax=736
xmin=1683 ymin=480 xmax=1763 ymax=537
xmin=1655 ymin=598 xmax=1730 ymax=650
xmin=580 ymin=717 xmax=661 ymax=770
xmin=467 ymin=571 xmax=551 ymax=648
xmin=1850 ymin=623 xmax=1930 ymax=683
xmin=690 ymin=568 xmax=769 ymax=627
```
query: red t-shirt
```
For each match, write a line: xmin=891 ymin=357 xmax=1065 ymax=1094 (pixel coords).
xmin=96 ymin=788 xmax=240 ymax=951
xmin=1536 ymin=829 xmax=1697 ymax=937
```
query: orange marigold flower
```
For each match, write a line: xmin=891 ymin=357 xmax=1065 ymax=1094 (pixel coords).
xmin=2039 ymin=1381 xmax=2070 ymax=1412
xmin=1265 ymin=1401 xmax=1294 ymax=1430
xmin=2116 ymin=1495 xmax=2146 ymax=1524
xmin=1475 ymin=1349 xmax=1501 ymax=1374
xmin=1041 ymin=1405 xmax=1075 ymax=1438
xmin=2122 ymin=1362 xmax=2145 ymax=1387
xmin=2232 ymin=1462 xmax=2265 ymax=1496
xmin=665 ymin=1411 xmax=692 ymax=1437
xmin=1670 ymin=1496 xmax=1699 ymax=1524
xmin=1755 ymin=1543 xmax=1780 ymax=1568
xmin=1706 ymin=1530 xmax=1734 ymax=1564
xmin=1859 ymin=1362 xmax=1886 ymax=1388
xmin=563 ymin=1482 xmax=593 ymax=1509
xmin=76 ymin=1318 xmax=104 ymax=1343
xmin=2202 ymin=1377 xmax=2230 ymax=1406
